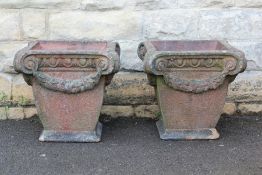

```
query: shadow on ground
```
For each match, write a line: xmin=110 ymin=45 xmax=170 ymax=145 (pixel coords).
xmin=0 ymin=116 xmax=261 ymax=175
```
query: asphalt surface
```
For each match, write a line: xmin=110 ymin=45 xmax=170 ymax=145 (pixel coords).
xmin=0 ymin=116 xmax=262 ymax=175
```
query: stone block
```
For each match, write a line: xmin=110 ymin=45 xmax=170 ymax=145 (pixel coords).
xmin=104 ymin=72 xmax=156 ymax=105
xmin=0 ymin=59 xmax=17 ymax=74
xmin=101 ymin=105 xmax=134 ymax=118
xmin=229 ymin=41 xmax=262 ymax=71
xmin=235 ymin=0 xmax=262 ymax=8
xmin=198 ymin=9 xmax=262 ymax=40
xmin=223 ymin=102 xmax=237 ymax=115
xmin=0 ymin=10 xmax=20 ymax=41
xmin=133 ymin=0 xmax=177 ymax=10
xmin=134 ymin=105 xmax=159 ymax=118
xmin=238 ymin=103 xmax=262 ymax=115
xmin=49 ymin=11 xmax=142 ymax=40
xmin=0 ymin=0 xmax=81 ymax=9
xmin=177 ymin=0 xmax=234 ymax=8
xmin=228 ymin=71 xmax=262 ymax=103
xmin=118 ymin=40 xmax=143 ymax=71
xmin=81 ymin=0 xmax=178 ymax=11
xmin=81 ymin=0 xmax=127 ymax=11
xmin=0 ymin=107 xmax=7 ymax=120
xmin=0 ymin=73 xmax=12 ymax=101
xmin=0 ymin=42 xmax=28 ymax=73
xmin=0 ymin=42 xmax=28 ymax=60
xmin=12 ymin=74 xmax=34 ymax=105
xmin=7 ymin=107 xmax=24 ymax=120
xmin=22 ymin=10 xmax=46 ymax=39
xmin=24 ymin=107 xmax=37 ymax=118
xmin=143 ymin=10 xmax=199 ymax=39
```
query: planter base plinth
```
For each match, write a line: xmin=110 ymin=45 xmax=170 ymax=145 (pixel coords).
xmin=156 ymin=120 xmax=219 ymax=140
xmin=39 ymin=122 xmax=102 ymax=142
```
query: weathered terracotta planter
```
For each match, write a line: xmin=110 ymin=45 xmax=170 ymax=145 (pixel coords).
xmin=138 ymin=40 xmax=246 ymax=140
xmin=14 ymin=41 xmax=120 ymax=142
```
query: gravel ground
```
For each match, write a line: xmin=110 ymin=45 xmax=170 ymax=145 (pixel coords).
xmin=0 ymin=116 xmax=261 ymax=175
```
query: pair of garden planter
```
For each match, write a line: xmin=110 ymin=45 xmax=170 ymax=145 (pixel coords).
xmin=14 ymin=40 xmax=246 ymax=142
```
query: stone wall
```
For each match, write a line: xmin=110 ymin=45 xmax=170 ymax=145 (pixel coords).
xmin=0 ymin=0 xmax=262 ymax=120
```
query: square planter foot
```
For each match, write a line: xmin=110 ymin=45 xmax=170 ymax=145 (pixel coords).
xmin=39 ymin=122 xmax=102 ymax=143
xmin=156 ymin=120 xmax=219 ymax=140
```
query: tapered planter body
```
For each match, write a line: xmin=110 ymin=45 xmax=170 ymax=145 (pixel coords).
xmin=138 ymin=40 xmax=246 ymax=140
xmin=14 ymin=41 xmax=120 ymax=142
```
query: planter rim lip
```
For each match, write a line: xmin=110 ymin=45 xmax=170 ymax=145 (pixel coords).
xmin=14 ymin=40 xmax=120 ymax=75
xmin=138 ymin=39 xmax=244 ymax=58
xmin=138 ymin=39 xmax=247 ymax=76
xmin=26 ymin=40 xmax=119 ymax=55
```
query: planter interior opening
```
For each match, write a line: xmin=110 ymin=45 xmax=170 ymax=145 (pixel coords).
xmin=151 ymin=40 xmax=228 ymax=52
xmin=32 ymin=41 xmax=108 ymax=51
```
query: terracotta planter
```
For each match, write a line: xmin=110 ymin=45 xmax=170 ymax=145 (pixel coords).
xmin=14 ymin=41 xmax=120 ymax=142
xmin=138 ymin=40 xmax=246 ymax=140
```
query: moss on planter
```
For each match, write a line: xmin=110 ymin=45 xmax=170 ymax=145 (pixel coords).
xmin=155 ymin=111 xmax=161 ymax=120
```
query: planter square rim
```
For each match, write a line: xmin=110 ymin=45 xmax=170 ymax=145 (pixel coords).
xmin=138 ymin=40 xmax=246 ymax=77
xmin=15 ymin=40 xmax=120 ymax=76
